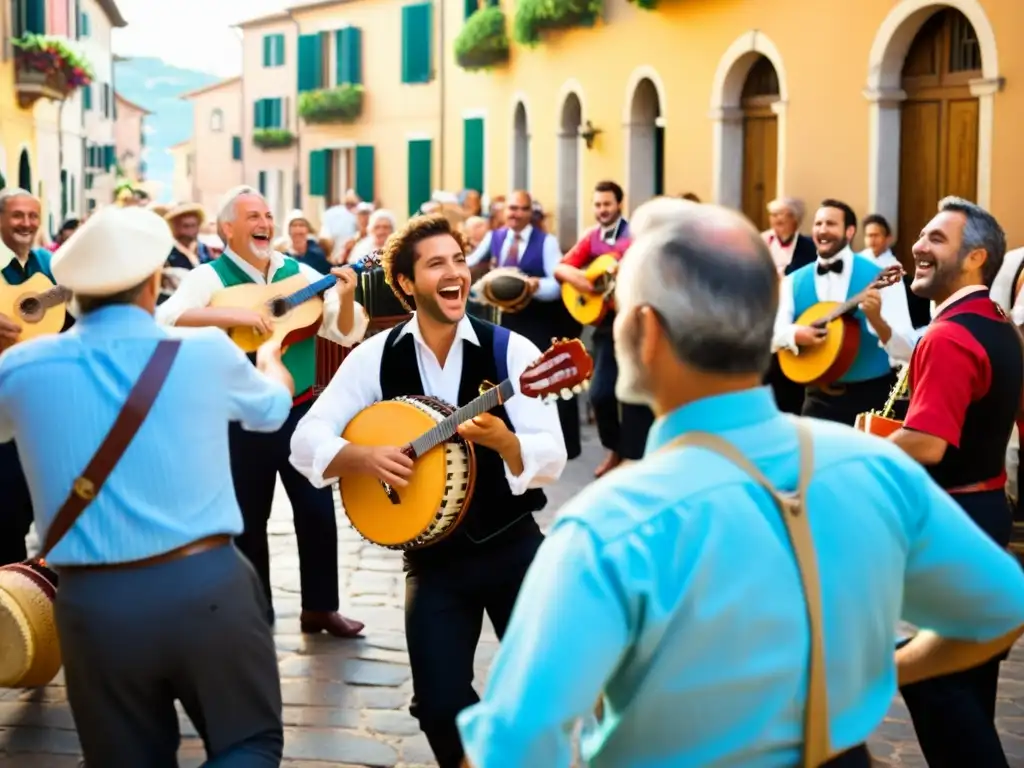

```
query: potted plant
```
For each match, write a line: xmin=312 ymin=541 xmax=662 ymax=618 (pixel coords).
xmin=298 ymin=85 xmax=364 ymax=124
xmin=253 ymin=129 xmax=296 ymax=149
xmin=13 ymin=33 xmax=93 ymax=106
xmin=513 ymin=0 xmax=601 ymax=45
xmin=455 ymin=6 xmax=510 ymax=71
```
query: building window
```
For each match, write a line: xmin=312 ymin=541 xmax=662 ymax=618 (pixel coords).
xmin=210 ymin=109 xmax=224 ymax=132
xmin=407 ymin=138 xmax=432 ymax=215
xmin=232 ymin=136 xmax=242 ymax=161
xmin=297 ymin=34 xmax=324 ymax=93
xmin=83 ymin=84 xmax=92 ymax=110
xmin=79 ymin=10 xmax=90 ymax=37
xmin=253 ymin=98 xmax=284 ymax=129
xmin=401 ymin=3 xmax=433 ymax=84
xmin=335 ymin=27 xmax=362 ymax=86
xmin=263 ymin=33 xmax=285 ymax=67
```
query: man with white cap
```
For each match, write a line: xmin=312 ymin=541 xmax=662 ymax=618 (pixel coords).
xmin=0 ymin=206 xmax=290 ymax=765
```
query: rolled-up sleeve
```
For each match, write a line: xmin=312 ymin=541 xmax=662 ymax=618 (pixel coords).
xmin=289 ymin=336 xmax=384 ymax=487
xmin=155 ymin=264 xmax=219 ymax=326
xmin=501 ymin=334 xmax=567 ymax=494
xmin=217 ymin=333 xmax=292 ymax=432
xmin=457 ymin=519 xmax=630 ymax=767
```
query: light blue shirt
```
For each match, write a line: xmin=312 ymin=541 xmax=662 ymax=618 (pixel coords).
xmin=457 ymin=387 xmax=1024 ymax=767
xmin=467 ymin=225 xmax=563 ymax=301
xmin=0 ymin=305 xmax=292 ymax=566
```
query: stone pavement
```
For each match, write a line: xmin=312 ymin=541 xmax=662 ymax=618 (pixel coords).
xmin=3 ymin=423 xmax=1024 ymax=766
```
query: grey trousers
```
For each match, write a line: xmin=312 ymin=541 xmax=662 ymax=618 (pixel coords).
xmin=54 ymin=544 xmax=283 ymax=767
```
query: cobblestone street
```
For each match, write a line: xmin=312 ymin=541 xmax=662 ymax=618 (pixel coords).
xmin=2 ymin=423 xmax=1024 ymax=766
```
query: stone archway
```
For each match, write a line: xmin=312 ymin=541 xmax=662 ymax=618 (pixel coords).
xmin=511 ymin=101 xmax=530 ymax=191
xmin=626 ymin=78 xmax=663 ymax=214
xmin=557 ymin=89 xmax=582 ymax=250
xmin=865 ymin=0 xmax=1000 ymax=241
xmin=710 ymin=31 xmax=788 ymax=211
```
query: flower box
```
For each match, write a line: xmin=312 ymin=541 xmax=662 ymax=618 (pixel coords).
xmin=455 ymin=7 xmax=510 ymax=71
xmin=13 ymin=34 xmax=93 ymax=108
xmin=298 ymin=85 xmax=364 ymax=124
xmin=253 ymin=129 xmax=296 ymax=149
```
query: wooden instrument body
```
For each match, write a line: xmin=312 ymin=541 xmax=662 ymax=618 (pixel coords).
xmin=208 ymin=273 xmax=324 ymax=353
xmin=778 ymin=302 xmax=862 ymax=386
xmin=854 ymin=412 xmax=903 ymax=437
xmin=340 ymin=397 xmax=476 ymax=550
xmin=562 ymin=254 xmax=618 ymax=326
xmin=0 ymin=273 xmax=68 ymax=345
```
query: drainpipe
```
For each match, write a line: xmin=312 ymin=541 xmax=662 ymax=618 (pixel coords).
xmin=437 ymin=0 xmax=446 ymax=191
xmin=290 ymin=10 xmax=302 ymax=210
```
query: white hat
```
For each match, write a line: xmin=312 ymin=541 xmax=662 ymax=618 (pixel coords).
xmin=52 ymin=206 xmax=173 ymax=296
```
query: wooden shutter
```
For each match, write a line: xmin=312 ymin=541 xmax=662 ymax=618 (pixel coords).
xmin=464 ymin=0 xmax=477 ymax=20
xmin=407 ymin=139 xmax=432 ymax=216
xmin=25 ymin=0 xmax=45 ymax=33
xmin=297 ymin=33 xmax=324 ymax=92
xmin=258 ymin=171 xmax=267 ymax=196
xmin=80 ymin=10 xmax=89 ymax=35
xmin=275 ymin=34 xmax=285 ymax=65
xmin=270 ymin=98 xmax=283 ymax=128
xmin=83 ymin=85 xmax=92 ymax=110
xmin=308 ymin=150 xmax=328 ymax=197
xmin=355 ymin=145 xmax=375 ymax=202
xmin=335 ymin=27 xmax=363 ymax=85
xmin=60 ymin=170 xmax=68 ymax=217
xmin=401 ymin=3 xmax=432 ymax=84
xmin=462 ymin=117 xmax=484 ymax=192
xmin=232 ymin=136 xmax=242 ymax=161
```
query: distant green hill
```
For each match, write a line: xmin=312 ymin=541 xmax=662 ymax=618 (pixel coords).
xmin=114 ymin=57 xmax=220 ymax=202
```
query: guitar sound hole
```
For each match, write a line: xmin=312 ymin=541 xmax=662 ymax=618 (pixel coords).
xmin=18 ymin=296 xmax=42 ymax=322
xmin=269 ymin=298 xmax=289 ymax=318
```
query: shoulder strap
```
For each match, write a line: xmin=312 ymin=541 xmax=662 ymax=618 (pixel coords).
xmin=661 ymin=420 xmax=831 ymax=767
xmin=40 ymin=339 xmax=182 ymax=559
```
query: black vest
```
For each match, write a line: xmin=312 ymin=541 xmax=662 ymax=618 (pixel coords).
xmin=923 ymin=299 xmax=1022 ymax=489
xmin=380 ymin=316 xmax=546 ymax=563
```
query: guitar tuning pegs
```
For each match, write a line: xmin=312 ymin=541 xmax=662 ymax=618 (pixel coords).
xmin=560 ymin=388 xmax=573 ymax=400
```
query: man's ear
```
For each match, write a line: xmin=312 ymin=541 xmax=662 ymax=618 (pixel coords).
xmin=638 ymin=306 xmax=663 ymax=370
xmin=397 ymin=273 xmax=415 ymax=299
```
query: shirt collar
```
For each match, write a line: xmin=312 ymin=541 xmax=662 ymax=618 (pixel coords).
xmin=395 ymin=312 xmax=481 ymax=348
xmin=817 ymin=245 xmax=853 ymax=266
xmin=507 ymin=225 xmax=532 ymax=242
xmin=72 ymin=304 xmax=161 ymax=336
xmin=646 ymin=386 xmax=781 ymax=453
xmin=602 ymin=219 xmax=622 ymax=238
xmin=934 ymin=284 xmax=989 ymax=316
xmin=223 ymin=248 xmax=285 ymax=283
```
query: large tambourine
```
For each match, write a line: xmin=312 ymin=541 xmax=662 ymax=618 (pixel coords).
xmin=471 ymin=267 xmax=532 ymax=314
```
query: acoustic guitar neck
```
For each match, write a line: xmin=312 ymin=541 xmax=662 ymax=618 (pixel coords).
xmin=24 ymin=285 xmax=73 ymax=313
xmin=268 ymin=259 xmax=373 ymax=317
xmin=406 ymin=380 xmax=516 ymax=458
xmin=813 ymin=264 xmax=903 ymax=327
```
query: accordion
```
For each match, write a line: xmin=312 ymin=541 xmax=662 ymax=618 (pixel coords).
xmin=353 ymin=254 xmax=410 ymax=323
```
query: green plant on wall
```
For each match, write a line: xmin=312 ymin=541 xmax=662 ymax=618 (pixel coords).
xmin=298 ymin=84 xmax=364 ymax=124
xmin=513 ymin=0 xmax=601 ymax=45
xmin=253 ymin=129 xmax=296 ymax=149
xmin=454 ymin=6 xmax=510 ymax=70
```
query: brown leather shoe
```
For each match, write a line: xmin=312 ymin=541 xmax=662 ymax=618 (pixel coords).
xmin=594 ymin=451 xmax=621 ymax=478
xmin=300 ymin=610 xmax=365 ymax=638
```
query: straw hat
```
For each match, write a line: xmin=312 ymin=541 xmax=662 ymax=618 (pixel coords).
xmin=52 ymin=206 xmax=173 ymax=296
xmin=164 ymin=201 xmax=206 ymax=225
xmin=0 ymin=562 xmax=62 ymax=687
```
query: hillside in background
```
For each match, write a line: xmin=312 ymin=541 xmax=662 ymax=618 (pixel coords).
xmin=114 ymin=57 xmax=220 ymax=202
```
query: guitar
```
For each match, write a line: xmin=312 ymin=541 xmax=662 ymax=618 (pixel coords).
xmin=0 ymin=274 xmax=72 ymax=347
xmin=209 ymin=261 xmax=369 ymax=354
xmin=340 ymin=338 xmax=594 ymax=550
xmin=778 ymin=264 xmax=904 ymax=386
xmin=561 ymin=254 xmax=619 ymax=326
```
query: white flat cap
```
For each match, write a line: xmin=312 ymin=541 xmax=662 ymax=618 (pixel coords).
xmin=52 ymin=206 xmax=173 ymax=296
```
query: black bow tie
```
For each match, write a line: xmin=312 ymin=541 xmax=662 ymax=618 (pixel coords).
xmin=603 ymin=228 xmax=616 ymax=240
xmin=817 ymin=259 xmax=844 ymax=276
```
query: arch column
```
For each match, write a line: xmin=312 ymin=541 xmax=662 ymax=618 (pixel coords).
xmin=710 ymin=107 xmax=743 ymax=207
xmin=863 ymin=87 xmax=907 ymax=230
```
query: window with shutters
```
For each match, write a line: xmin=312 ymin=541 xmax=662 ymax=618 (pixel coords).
xmin=308 ymin=149 xmax=328 ymax=197
xmin=263 ymin=33 xmax=285 ymax=67
xmin=297 ymin=33 xmax=325 ymax=93
xmin=210 ymin=109 xmax=224 ymax=132
xmin=463 ymin=0 xmax=476 ymax=20
xmin=79 ymin=10 xmax=89 ymax=36
xmin=12 ymin=0 xmax=45 ymax=36
xmin=103 ymin=84 xmax=111 ymax=117
xmin=355 ymin=145 xmax=375 ymax=202
xmin=258 ymin=171 xmax=267 ymax=196
xmin=463 ymin=117 xmax=484 ymax=192
xmin=232 ymin=136 xmax=242 ymax=161
xmin=335 ymin=27 xmax=363 ymax=85
xmin=83 ymin=85 xmax=92 ymax=110
xmin=254 ymin=98 xmax=284 ymax=129
xmin=401 ymin=3 xmax=433 ymax=84
xmin=407 ymin=138 xmax=432 ymax=216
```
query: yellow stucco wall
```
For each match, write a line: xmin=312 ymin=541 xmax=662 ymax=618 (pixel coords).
xmin=0 ymin=59 xmax=38 ymax=195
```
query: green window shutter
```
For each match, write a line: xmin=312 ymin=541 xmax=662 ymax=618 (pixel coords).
xmin=407 ymin=139 xmax=432 ymax=217
xmin=232 ymin=136 xmax=242 ymax=161
xmin=463 ymin=0 xmax=477 ymax=20
xmin=271 ymin=98 xmax=283 ymax=128
xmin=262 ymin=35 xmax=271 ymax=66
xmin=355 ymin=145 xmax=375 ymax=203
xmin=308 ymin=150 xmax=327 ymax=197
xmin=25 ymin=0 xmax=45 ymax=34
xmin=258 ymin=171 xmax=267 ymax=196
xmin=105 ymin=145 xmax=115 ymax=170
xmin=462 ymin=117 xmax=484 ymax=192
xmin=401 ymin=3 xmax=432 ymax=84
xmin=80 ymin=11 xmax=90 ymax=36
xmin=335 ymin=27 xmax=363 ymax=86
xmin=83 ymin=85 xmax=92 ymax=110
xmin=276 ymin=34 xmax=286 ymax=65
xmin=253 ymin=99 xmax=263 ymax=129
xmin=297 ymin=34 xmax=324 ymax=92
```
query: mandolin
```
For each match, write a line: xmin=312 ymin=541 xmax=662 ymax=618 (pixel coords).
xmin=561 ymin=254 xmax=619 ymax=326
xmin=0 ymin=273 xmax=72 ymax=347
xmin=340 ymin=338 xmax=594 ymax=550
xmin=209 ymin=261 xmax=370 ymax=354
xmin=778 ymin=264 xmax=904 ymax=386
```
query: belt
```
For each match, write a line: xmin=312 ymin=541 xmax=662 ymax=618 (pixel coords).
xmin=58 ymin=534 xmax=232 ymax=573
xmin=946 ymin=475 xmax=1007 ymax=495
xmin=293 ymin=387 xmax=315 ymax=408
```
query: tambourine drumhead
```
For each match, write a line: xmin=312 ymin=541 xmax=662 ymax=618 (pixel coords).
xmin=478 ymin=268 xmax=529 ymax=310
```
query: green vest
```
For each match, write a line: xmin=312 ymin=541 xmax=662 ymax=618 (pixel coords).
xmin=210 ymin=256 xmax=316 ymax=396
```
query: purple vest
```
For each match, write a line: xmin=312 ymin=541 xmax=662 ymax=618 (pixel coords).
xmin=587 ymin=219 xmax=632 ymax=259
xmin=489 ymin=226 xmax=546 ymax=277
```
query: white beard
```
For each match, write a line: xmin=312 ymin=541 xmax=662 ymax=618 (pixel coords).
xmin=250 ymin=239 xmax=273 ymax=260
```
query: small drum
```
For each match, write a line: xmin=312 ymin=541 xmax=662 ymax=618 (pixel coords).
xmin=472 ymin=267 xmax=531 ymax=314
xmin=0 ymin=561 xmax=62 ymax=688
xmin=340 ymin=395 xmax=476 ymax=550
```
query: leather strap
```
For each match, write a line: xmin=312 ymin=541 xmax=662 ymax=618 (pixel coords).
xmin=40 ymin=339 xmax=181 ymax=559
xmin=661 ymin=420 xmax=831 ymax=767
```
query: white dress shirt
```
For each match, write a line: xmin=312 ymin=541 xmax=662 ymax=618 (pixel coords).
xmin=772 ymin=246 xmax=915 ymax=366
xmin=289 ymin=312 xmax=568 ymax=494
xmin=991 ymin=246 xmax=1024 ymax=325
xmin=155 ymin=249 xmax=368 ymax=346
xmin=762 ymin=230 xmax=797 ymax=276
xmin=467 ymin=225 xmax=563 ymax=301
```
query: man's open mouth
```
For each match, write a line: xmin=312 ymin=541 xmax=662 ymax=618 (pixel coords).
xmin=438 ymin=285 xmax=462 ymax=302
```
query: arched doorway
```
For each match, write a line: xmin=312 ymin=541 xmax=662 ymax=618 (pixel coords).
xmin=895 ymin=8 xmax=981 ymax=267
xmin=17 ymin=149 xmax=31 ymax=191
xmin=627 ymin=78 xmax=664 ymax=213
xmin=740 ymin=56 xmax=780 ymax=232
xmin=512 ymin=102 xmax=530 ymax=190
xmin=557 ymin=92 xmax=582 ymax=250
